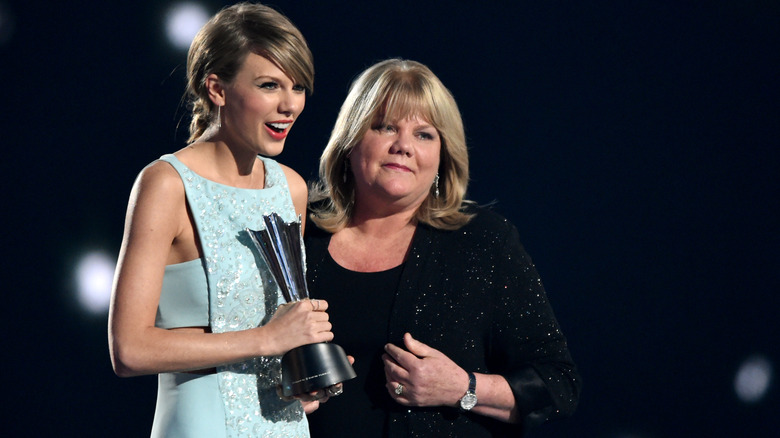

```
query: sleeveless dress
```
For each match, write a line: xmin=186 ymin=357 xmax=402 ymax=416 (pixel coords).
xmin=150 ymin=154 xmax=309 ymax=438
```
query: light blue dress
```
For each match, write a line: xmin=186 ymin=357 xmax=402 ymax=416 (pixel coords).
xmin=150 ymin=154 xmax=309 ymax=438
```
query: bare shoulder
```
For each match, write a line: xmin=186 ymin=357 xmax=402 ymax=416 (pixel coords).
xmin=277 ymin=163 xmax=308 ymax=219
xmin=136 ymin=160 xmax=183 ymax=192
xmin=278 ymin=163 xmax=307 ymax=196
xmin=278 ymin=163 xmax=305 ymax=186
xmin=128 ymin=160 xmax=186 ymax=211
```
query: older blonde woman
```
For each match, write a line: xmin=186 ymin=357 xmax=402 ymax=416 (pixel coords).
xmin=305 ymin=58 xmax=581 ymax=437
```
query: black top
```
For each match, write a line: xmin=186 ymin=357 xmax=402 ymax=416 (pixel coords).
xmin=307 ymin=251 xmax=404 ymax=437
xmin=305 ymin=206 xmax=581 ymax=437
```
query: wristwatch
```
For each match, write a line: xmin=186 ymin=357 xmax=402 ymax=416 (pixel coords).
xmin=459 ymin=371 xmax=478 ymax=411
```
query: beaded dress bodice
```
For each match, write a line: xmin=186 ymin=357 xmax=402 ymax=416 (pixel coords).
xmin=160 ymin=154 xmax=308 ymax=437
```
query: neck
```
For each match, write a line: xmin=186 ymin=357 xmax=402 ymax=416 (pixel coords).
xmin=187 ymin=140 xmax=261 ymax=188
xmin=348 ymin=207 xmax=417 ymax=239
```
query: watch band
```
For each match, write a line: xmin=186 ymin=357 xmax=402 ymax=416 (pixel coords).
xmin=459 ymin=371 xmax=478 ymax=411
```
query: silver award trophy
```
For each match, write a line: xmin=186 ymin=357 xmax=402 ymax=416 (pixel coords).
xmin=247 ymin=213 xmax=356 ymax=397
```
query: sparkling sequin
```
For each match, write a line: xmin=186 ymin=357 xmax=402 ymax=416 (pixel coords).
xmin=162 ymin=155 xmax=308 ymax=437
xmin=306 ymin=206 xmax=580 ymax=437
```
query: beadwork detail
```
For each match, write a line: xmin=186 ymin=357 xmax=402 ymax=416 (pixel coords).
xmin=161 ymin=154 xmax=308 ymax=437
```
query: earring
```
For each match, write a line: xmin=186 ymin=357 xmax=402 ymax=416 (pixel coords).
xmin=216 ymin=105 xmax=222 ymax=129
xmin=433 ymin=173 xmax=440 ymax=197
xmin=342 ymin=160 xmax=349 ymax=183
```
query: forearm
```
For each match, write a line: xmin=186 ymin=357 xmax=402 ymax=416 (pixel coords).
xmin=110 ymin=325 xmax=275 ymax=377
xmin=467 ymin=373 xmax=519 ymax=423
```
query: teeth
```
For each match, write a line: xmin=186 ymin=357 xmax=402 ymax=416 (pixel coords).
xmin=268 ymin=122 xmax=290 ymax=131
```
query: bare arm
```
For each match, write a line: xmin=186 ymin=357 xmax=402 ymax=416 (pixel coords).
xmin=108 ymin=162 xmax=332 ymax=377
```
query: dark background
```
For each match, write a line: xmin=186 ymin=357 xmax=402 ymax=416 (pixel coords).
xmin=3 ymin=0 xmax=778 ymax=436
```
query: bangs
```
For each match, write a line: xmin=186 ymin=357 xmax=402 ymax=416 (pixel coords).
xmin=374 ymin=74 xmax=436 ymax=125
xmin=251 ymin=43 xmax=314 ymax=92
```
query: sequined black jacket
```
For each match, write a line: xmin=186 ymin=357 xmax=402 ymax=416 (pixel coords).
xmin=306 ymin=206 xmax=581 ymax=437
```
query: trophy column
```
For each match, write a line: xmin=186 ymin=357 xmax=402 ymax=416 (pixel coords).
xmin=247 ymin=213 xmax=356 ymax=396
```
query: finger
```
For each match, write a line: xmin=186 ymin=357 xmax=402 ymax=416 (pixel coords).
xmin=315 ymin=389 xmax=329 ymax=402
xmin=384 ymin=342 xmax=417 ymax=369
xmin=402 ymin=332 xmax=437 ymax=358
xmin=301 ymin=399 xmax=320 ymax=415
xmin=387 ymin=381 xmax=401 ymax=396
xmin=383 ymin=342 xmax=403 ymax=362
xmin=326 ymin=384 xmax=344 ymax=397
xmin=308 ymin=298 xmax=328 ymax=311
xmin=387 ymin=381 xmax=410 ymax=404
xmin=302 ymin=389 xmax=328 ymax=402
xmin=382 ymin=353 xmax=410 ymax=382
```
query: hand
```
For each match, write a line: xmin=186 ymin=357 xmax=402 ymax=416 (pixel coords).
xmin=282 ymin=356 xmax=354 ymax=415
xmin=281 ymin=384 xmax=342 ymax=414
xmin=382 ymin=333 xmax=468 ymax=407
xmin=262 ymin=299 xmax=334 ymax=356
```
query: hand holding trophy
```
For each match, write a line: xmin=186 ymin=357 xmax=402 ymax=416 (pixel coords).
xmin=247 ymin=213 xmax=356 ymax=397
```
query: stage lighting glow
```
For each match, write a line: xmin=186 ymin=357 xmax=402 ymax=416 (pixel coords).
xmin=0 ymin=2 xmax=16 ymax=46
xmin=75 ymin=251 xmax=116 ymax=315
xmin=734 ymin=354 xmax=773 ymax=403
xmin=165 ymin=2 xmax=210 ymax=50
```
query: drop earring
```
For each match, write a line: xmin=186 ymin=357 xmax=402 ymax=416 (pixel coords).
xmin=216 ymin=105 xmax=222 ymax=129
xmin=434 ymin=173 xmax=440 ymax=197
xmin=342 ymin=160 xmax=349 ymax=183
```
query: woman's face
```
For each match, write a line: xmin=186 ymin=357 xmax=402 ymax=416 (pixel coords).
xmin=350 ymin=114 xmax=441 ymax=212
xmin=221 ymin=53 xmax=306 ymax=156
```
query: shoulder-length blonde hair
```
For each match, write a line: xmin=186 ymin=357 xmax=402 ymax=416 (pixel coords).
xmin=310 ymin=58 xmax=473 ymax=232
xmin=185 ymin=2 xmax=314 ymax=143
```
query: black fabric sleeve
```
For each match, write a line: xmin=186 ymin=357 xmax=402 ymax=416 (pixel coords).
xmin=487 ymin=217 xmax=581 ymax=433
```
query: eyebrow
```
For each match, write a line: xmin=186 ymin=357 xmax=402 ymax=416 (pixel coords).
xmin=252 ymin=72 xmax=298 ymax=84
xmin=253 ymin=74 xmax=280 ymax=81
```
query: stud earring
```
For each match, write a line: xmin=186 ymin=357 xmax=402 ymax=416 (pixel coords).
xmin=434 ymin=173 xmax=440 ymax=197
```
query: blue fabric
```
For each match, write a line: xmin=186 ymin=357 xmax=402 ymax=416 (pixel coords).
xmin=151 ymin=373 xmax=226 ymax=438
xmin=152 ymin=154 xmax=309 ymax=437
xmin=156 ymin=258 xmax=209 ymax=329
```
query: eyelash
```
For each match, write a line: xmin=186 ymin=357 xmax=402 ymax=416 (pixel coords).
xmin=258 ymin=82 xmax=306 ymax=93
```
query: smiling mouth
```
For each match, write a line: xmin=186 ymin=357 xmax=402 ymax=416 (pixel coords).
xmin=266 ymin=122 xmax=291 ymax=133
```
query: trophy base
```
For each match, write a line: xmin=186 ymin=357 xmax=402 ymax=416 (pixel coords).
xmin=281 ymin=342 xmax=356 ymax=397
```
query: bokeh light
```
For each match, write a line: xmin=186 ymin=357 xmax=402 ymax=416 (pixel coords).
xmin=0 ymin=1 xmax=16 ymax=46
xmin=75 ymin=251 xmax=116 ymax=315
xmin=164 ymin=2 xmax=210 ymax=51
xmin=734 ymin=354 xmax=773 ymax=403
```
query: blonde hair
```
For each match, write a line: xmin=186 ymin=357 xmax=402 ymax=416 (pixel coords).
xmin=185 ymin=2 xmax=314 ymax=143
xmin=310 ymin=59 xmax=473 ymax=232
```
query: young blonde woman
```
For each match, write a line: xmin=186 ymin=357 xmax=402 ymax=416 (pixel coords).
xmin=109 ymin=3 xmax=334 ymax=436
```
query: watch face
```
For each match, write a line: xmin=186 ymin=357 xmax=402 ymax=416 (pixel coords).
xmin=460 ymin=392 xmax=477 ymax=410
